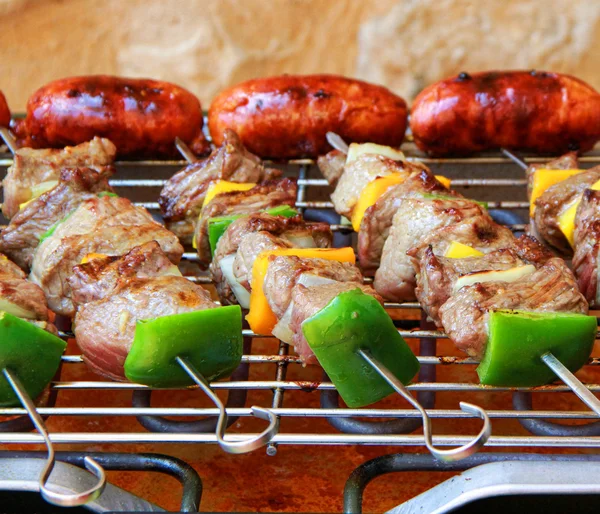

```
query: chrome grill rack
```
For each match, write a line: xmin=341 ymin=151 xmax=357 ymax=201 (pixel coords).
xmin=1 ymin=145 xmax=600 ymax=455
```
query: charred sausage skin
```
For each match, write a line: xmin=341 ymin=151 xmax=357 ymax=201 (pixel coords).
xmin=0 ymin=91 xmax=10 ymax=128
xmin=208 ymin=74 xmax=408 ymax=159
xmin=13 ymin=75 xmax=208 ymax=158
xmin=410 ymin=70 xmax=600 ymax=156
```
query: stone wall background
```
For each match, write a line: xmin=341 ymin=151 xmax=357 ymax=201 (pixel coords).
xmin=1 ymin=0 xmax=598 ymax=111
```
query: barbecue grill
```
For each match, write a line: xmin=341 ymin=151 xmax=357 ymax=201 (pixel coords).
xmin=1 ymin=138 xmax=599 ymax=512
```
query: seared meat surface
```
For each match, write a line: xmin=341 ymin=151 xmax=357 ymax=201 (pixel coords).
xmin=210 ymin=213 xmax=331 ymax=305
xmin=159 ymin=130 xmax=280 ymax=244
xmin=358 ymin=168 xmax=456 ymax=274
xmin=2 ymin=137 xmax=116 ymax=219
xmin=0 ymin=167 xmax=114 ymax=270
xmin=533 ymin=167 xmax=600 ymax=255
xmin=69 ymin=241 xmax=179 ymax=307
xmin=30 ymin=196 xmax=182 ymax=317
xmin=290 ymin=282 xmax=382 ymax=365
xmin=0 ymin=254 xmax=50 ymax=321
xmin=74 ymin=274 xmax=215 ymax=381
xmin=317 ymin=150 xmax=346 ymax=187
xmin=526 ymin=152 xmax=579 ymax=198
xmin=195 ymin=178 xmax=298 ymax=268
xmin=573 ymin=189 xmax=600 ymax=306
xmin=263 ymin=255 xmax=363 ymax=318
xmin=374 ymin=196 xmax=487 ymax=301
xmin=439 ymin=258 xmax=588 ymax=358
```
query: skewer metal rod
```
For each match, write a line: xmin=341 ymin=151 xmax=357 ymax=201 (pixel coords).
xmin=0 ymin=127 xmax=18 ymax=154
xmin=541 ymin=352 xmax=600 ymax=416
xmin=174 ymin=137 xmax=197 ymax=164
xmin=501 ymin=148 xmax=528 ymax=170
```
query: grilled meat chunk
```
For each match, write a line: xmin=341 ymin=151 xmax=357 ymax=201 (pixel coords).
xmin=195 ymin=178 xmax=298 ymax=268
xmin=159 ymin=129 xmax=280 ymax=244
xmin=0 ymin=167 xmax=114 ymax=270
xmin=2 ymin=137 xmax=116 ymax=219
xmin=68 ymin=241 xmax=180 ymax=307
xmin=30 ymin=196 xmax=183 ymax=317
xmin=74 ymin=275 xmax=215 ymax=381
xmin=439 ymin=258 xmax=588 ymax=359
xmin=289 ymin=282 xmax=383 ymax=365
xmin=210 ymin=213 xmax=332 ymax=305
xmin=317 ymin=150 xmax=346 ymax=187
xmin=330 ymin=154 xmax=409 ymax=219
xmin=533 ymin=167 xmax=600 ymax=255
xmin=374 ymin=196 xmax=487 ymax=301
xmin=358 ymin=168 xmax=455 ymax=274
xmin=263 ymin=255 xmax=363 ymax=319
xmin=573 ymin=189 xmax=600 ymax=307
xmin=526 ymin=152 xmax=579 ymax=198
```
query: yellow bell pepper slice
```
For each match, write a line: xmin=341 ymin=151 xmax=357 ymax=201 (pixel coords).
xmin=530 ymin=169 xmax=583 ymax=215
xmin=80 ymin=253 xmax=108 ymax=264
xmin=444 ymin=241 xmax=484 ymax=259
xmin=246 ymin=247 xmax=356 ymax=336
xmin=18 ymin=180 xmax=59 ymax=211
xmin=202 ymin=181 xmax=256 ymax=208
xmin=350 ymin=173 xmax=451 ymax=232
xmin=558 ymin=179 xmax=600 ymax=248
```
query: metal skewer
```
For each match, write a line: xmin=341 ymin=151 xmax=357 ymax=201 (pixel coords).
xmin=176 ymin=356 xmax=279 ymax=454
xmin=2 ymin=368 xmax=106 ymax=506
xmin=175 ymin=137 xmax=198 ymax=164
xmin=0 ymin=126 xmax=18 ymax=155
xmin=326 ymin=132 xmax=349 ymax=154
xmin=501 ymin=148 xmax=528 ymax=170
xmin=358 ymin=349 xmax=492 ymax=462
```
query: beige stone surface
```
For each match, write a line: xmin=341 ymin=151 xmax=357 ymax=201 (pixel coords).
xmin=0 ymin=0 xmax=598 ymax=111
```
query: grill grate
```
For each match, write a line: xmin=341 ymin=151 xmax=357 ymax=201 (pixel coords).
xmin=0 ymin=144 xmax=599 ymax=452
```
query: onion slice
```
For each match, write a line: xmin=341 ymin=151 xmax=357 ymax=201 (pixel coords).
xmin=0 ymin=298 xmax=36 ymax=319
xmin=219 ymin=254 xmax=251 ymax=309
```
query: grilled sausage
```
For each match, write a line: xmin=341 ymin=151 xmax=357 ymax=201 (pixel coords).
xmin=0 ymin=91 xmax=10 ymax=128
xmin=208 ymin=74 xmax=408 ymax=159
xmin=11 ymin=75 xmax=209 ymax=158
xmin=410 ymin=70 xmax=600 ymax=156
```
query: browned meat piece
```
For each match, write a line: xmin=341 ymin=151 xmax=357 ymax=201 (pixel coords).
xmin=195 ymin=178 xmax=298 ymax=269
xmin=2 ymin=137 xmax=116 ymax=219
xmin=572 ymin=189 xmax=600 ymax=307
xmin=533 ymin=167 xmax=600 ymax=255
xmin=289 ymin=282 xmax=383 ymax=365
xmin=74 ymin=275 xmax=215 ymax=381
xmin=331 ymin=155 xmax=409 ymax=219
xmin=0 ymin=253 xmax=51 ymax=322
xmin=158 ymin=129 xmax=281 ymax=245
xmin=374 ymin=196 xmax=487 ymax=301
xmin=0 ymin=167 xmax=114 ymax=270
xmin=30 ymin=196 xmax=183 ymax=317
xmin=210 ymin=212 xmax=332 ymax=305
xmin=415 ymin=246 xmax=527 ymax=327
xmin=407 ymin=215 xmax=516 ymax=262
xmin=69 ymin=241 xmax=180 ymax=307
xmin=439 ymin=258 xmax=588 ymax=359
xmin=264 ymin=255 xmax=363 ymax=318
xmin=358 ymin=168 xmax=456 ymax=275
xmin=526 ymin=152 xmax=579 ymax=199
xmin=317 ymin=150 xmax=346 ymax=187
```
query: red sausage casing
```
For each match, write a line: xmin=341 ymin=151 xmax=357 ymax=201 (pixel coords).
xmin=410 ymin=70 xmax=600 ymax=156
xmin=208 ymin=74 xmax=408 ymax=159
xmin=0 ymin=91 xmax=10 ymax=128
xmin=13 ymin=75 xmax=208 ymax=158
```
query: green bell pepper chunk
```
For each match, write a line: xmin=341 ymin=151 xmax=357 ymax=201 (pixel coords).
xmin=421 ymin=192 xmax=488 ymax=210
xmin=302 ymin=289 xmax=420 ymax=408
xmin=208 ymin=205 xmax=298 ymax=257
xmin=97 ymin=191 xmax=119 ymax=198
xmin=39 ymin=210 xmax=75 ymax=244
xmin=0 ymin=312 xmax=66 ymax=407
xmin=124 ymin=305 xmax=243 ymax=388
xmin=477 ymin=310 xmax=597 ymax=387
